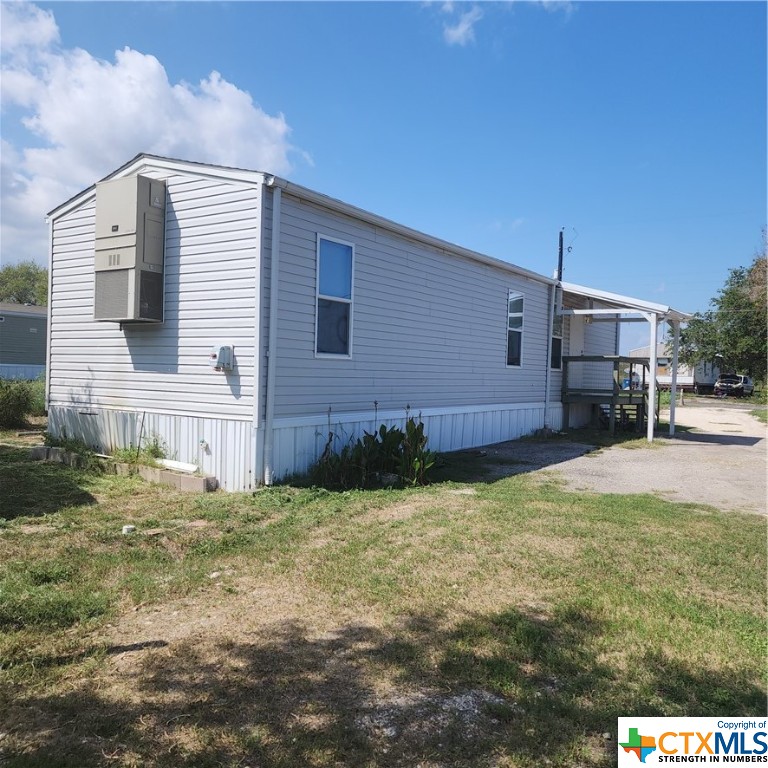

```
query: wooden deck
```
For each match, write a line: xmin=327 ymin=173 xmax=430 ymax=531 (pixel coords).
xmin=561 ymin=356 xmax=660 ymax=434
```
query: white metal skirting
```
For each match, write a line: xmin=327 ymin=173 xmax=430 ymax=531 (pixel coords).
xmin=271 ymin=402 xmax=564 ymax=481
xmin=48 ymin=402 xmax=565 ymax=490
xmin=48 ymin=406 xmax=254 ymax=491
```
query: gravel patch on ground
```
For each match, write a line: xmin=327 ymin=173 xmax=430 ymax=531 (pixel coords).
xmin=480 ymin=404 xmax=767 ymax=515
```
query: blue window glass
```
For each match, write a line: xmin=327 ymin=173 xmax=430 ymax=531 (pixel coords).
xmin=317 ymin=237 xmax=353 ymax=355
xmin=507 ymin=291 xmax=524 ymax=366
xmin=319 ymin=239 xmax=352 ymax=299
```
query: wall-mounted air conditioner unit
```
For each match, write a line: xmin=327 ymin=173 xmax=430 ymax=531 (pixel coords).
xmin=94 ymin=175 xmax=166 ymax=323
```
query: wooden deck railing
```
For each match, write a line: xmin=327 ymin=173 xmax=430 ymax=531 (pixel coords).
xmin=561 ymin=355 xmax=660 ymax=434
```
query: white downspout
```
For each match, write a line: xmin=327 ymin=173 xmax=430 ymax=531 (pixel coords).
xmin=646 ymin=313 xmax=658 ymax=442
xmin=669 ymin=320 xmax=680 ymax=436
xmin=45 ymin=217 xmax=54 ymax=412
xmin=543 ymin=283 xmax=556 ymax=430
xmin=262 ymin=183 xmax=282 ymax=485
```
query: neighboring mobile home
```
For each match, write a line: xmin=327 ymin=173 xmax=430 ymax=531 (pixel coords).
xmin=0 ymin=302 xmax=47 ymax=380
xmin=630 ymin=343 xmax=719 ymax=393
xmin=46 ymin=154 xmax=687 ymax=490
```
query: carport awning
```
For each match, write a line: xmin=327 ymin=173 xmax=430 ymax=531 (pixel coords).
xmin=560 ymin=282 xmax=691 ymax=323
xmin=559 ymin=282 xmax=692 ymax=441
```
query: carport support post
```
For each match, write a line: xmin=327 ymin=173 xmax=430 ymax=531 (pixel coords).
xmin=669 ymin=320 xmax=680 ymax=437
xmin=645 ymin=313 xmax=659 ymax=442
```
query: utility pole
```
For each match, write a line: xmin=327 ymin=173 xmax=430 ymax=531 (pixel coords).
xmin=557 ymin=228 xmax=564 ymax=281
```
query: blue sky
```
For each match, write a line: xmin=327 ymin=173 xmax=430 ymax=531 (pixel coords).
xmin=1 ymin=1 xmax=765 ymax=352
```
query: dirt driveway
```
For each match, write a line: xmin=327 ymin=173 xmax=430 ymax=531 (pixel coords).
xmin=480 ymin=402 xmax=767 ymax=515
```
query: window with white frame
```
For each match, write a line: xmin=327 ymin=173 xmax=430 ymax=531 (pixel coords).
xmin=316 ymin=236 xmax=353 ymax=356
xmin=550 ymin=312 xmax=563 ymax=369
xmin=506 ymin=291 xmax=524 ymax=367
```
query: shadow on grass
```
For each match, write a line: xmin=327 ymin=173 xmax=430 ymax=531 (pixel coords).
xmin=0 ymin=446 xmax=96 ymax=520
xmin=4 ymin=607 xmax=764 ymax=768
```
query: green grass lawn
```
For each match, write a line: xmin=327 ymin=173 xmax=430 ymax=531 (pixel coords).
xmin=1 ymin=442 xmax=765 ymax=768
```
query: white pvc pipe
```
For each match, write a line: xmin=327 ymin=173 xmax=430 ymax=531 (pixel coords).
xmin=647 ymin=314 xmax=658 ymax=442
xmin=262 ymin=185 xmax=282 ymax=485
xmin=44 ymin=217 xmax=54 ymax=410
xmin=669 ymin=320 xmax=680 ymax=436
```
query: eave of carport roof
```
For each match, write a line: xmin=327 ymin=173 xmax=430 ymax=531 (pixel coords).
xmin=560 ymin=281 xmax=692 ymax=322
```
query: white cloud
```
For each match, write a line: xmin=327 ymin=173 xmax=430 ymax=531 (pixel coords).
xmin=443 ymin=5 xmax=484 ymax=46
xmin=537 ymin=0 xmax=575 ymax=17
xmin=490 ymin=216 xmax=525 ymax=233
xmin=436 ymin=0 xmax=574 ymax=49
xmin=0 ymin=2 xmax=301 ymax=265
xmin=0 ymin=1 xmax=59 ymax=61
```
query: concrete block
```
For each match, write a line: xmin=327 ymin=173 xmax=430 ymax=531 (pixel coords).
xmin=138 ymin=465 xmax=162 ymax=484
xmin=162 ymin=470 xmax=183 ymax=490
xmin=178 ymin=474 xmax=217 ymax=492
xmin=178 ymin=474 xmax=205 ymax=492
xmin=47 ymin=447 xmax=65 ymax=463
xmin=62 ymin=452 xmax=83 ymax=468
xmin=124 ymin=464 xmax=218 ymax=493
xmin=29 ymin=446 xmax=49 ymax=461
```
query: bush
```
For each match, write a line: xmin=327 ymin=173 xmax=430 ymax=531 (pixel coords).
xmin=309 ymin=417 xmax=437 ymax=490
xmin=0 ymin=379 xmax=33 ymax=428
xmin=28 ymin=376 xmax=46 ymax=417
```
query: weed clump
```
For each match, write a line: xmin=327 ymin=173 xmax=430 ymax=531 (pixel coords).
xmin=309 ymin=417 xmax=437 ymax=490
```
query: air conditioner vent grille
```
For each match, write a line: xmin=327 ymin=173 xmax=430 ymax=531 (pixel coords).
xmin=95 ymin=270 xmax=130 ymax=320
xmin=139 ymin=271 xmax=163 ymax=321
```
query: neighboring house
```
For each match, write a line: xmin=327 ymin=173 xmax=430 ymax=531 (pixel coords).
xmin=45 ymin=154 xmax=688 ymax=490
xmin=0 ymin=302 xmax=48 ymax=380
xmin=629 ymin=343 xmax=719 ymax=393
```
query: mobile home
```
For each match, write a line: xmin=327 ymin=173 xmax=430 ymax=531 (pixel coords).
xmin=0 ymin=302 xmax=47 ymax=380
xmin=46 ymin=155 xmax=687 ymax=490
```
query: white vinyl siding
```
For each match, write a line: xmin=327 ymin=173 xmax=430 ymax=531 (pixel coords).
xmin=48 ymin=171 xmax=261 ymax=421
xmin=268 ymin=191 xmax=553 ymax=419
xmin=584 ymin=311 xmax=620 ymax=356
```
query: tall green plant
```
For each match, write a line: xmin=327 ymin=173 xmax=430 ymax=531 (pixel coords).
xmin=400 ymin=417 xmax=437 ymax=486
xmin=308 ymin=414 xmax=437 ymax=490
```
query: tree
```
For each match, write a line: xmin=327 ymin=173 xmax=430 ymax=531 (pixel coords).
xmin=0 ymin=261 xmax=48 ymax=306
xmin=679 ymin=240 xmax=767 ymax=383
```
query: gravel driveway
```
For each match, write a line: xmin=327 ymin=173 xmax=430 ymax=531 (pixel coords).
xmin=481 ymin=402 xmax=767 ymax=515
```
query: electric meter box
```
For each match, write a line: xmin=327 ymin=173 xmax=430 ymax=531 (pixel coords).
xmin=93 ymin=175 xmax=166 ymax=323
